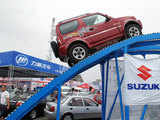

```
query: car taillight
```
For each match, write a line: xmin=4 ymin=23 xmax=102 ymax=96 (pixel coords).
xmin=50 ymin=106 xmax=55 ymax=112
xmin=16 ymin=101 xmax=22 ymax=106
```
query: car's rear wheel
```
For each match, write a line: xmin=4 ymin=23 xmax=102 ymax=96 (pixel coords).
xmin=62 ymin=114 xmax=73 ymax=120
xmin=68 ymin=43 xmax=89 ymax=66
xmin=29 ymin=109 xmax=37 ymax=120
xmin=125 ymin=24 xmax=142 ymax=38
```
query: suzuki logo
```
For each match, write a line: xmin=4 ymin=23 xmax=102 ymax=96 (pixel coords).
xmin=16 ymin=54 xmax=28 ymax=66
xmin=137 ymin=65 xmax=152 ymax=81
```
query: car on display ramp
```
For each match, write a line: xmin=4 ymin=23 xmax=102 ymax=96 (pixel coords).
xmin=51 ymin=12 xmax=142 ymax=66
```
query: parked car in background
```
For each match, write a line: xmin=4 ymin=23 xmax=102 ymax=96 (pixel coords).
xmin=61 ymin=86 xmax=72 ymax=96
xmin=72 ymin=87 xmax=90 ymax=96
xmin=45 ymin=95 xmax=101 ymax=120
xmin=8 ymin=91 xmax=46 ymax=120
xmin=93 ymin=91 xmax=102 ymax=104
xmin=51 ymin=12 xmax=143 ymax=66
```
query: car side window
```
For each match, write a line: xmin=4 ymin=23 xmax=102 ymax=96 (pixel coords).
xmin=82 ymin=14 xmax=107 ymax=26
xmin=59 ymin=20 xmax=79 ymax=35
xmin=83 ymin=98 xmax=97 ymax=106
xmin=68 ymin=97 xmax=83 ymax=106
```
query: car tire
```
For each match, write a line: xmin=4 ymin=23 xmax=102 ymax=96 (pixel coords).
xmin=29 ymin=109 xmax=37 ymax=120
xmin=62 ymin=114 xmax=73 ymax=120
xmin=125 ymin=24 xmax=142 ymax=38
xmin=68 ymin=43 xmax=89 ymax=65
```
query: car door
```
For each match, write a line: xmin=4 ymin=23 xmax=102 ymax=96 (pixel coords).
xmin=66 ymin=97 xmax=85 ymax=119
xmin=83 ymin=98 xmax=102 ymax=119
xmin=82 ymin=14 xmax=120 ymax=48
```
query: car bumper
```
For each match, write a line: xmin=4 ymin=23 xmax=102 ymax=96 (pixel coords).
xmin=44 ymin=109 xmax=57 ymax=120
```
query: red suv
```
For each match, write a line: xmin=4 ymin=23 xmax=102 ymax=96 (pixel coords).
xmin=51 ymin=13 xmax=142 ymax=66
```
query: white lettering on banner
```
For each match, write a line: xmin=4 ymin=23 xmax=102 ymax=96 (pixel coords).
xmin=31 ymin=61 xmax=51 ymax=70
xmin=55 ymin=69 xmax=64 ymax=74
xmin=123 ymin=54 xmax=160 ymax=105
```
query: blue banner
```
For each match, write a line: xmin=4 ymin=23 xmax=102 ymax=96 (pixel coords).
xmin=0 ymin=51 xmax=68 ymax=76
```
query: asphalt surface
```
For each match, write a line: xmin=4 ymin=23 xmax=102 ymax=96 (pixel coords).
xmin=37 ymin=116 xmax=101 ymax=120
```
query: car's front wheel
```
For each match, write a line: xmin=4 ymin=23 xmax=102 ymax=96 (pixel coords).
xmin=62 ymin=114 xmax=73 ymax=120
xmin=125 ymin=24 xmax=142 ymax=38
xmin=68 ymin=43 xmax=89 ymax=66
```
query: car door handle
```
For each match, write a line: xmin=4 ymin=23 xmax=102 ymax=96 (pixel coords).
xmin=70 ymin=108 xmax=73 ymax=110
xmin=86 ymin=108 xmax=89 ymax=110
xmin=89 ymin=27 xmax=94 ymax=31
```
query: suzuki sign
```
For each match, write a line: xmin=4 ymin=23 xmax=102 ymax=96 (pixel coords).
xmin=123 ymin=54 xmax=160 ymax=105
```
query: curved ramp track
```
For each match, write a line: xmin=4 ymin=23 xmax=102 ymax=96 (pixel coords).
xmin=7 ymin=33 xmax=160 ymax=120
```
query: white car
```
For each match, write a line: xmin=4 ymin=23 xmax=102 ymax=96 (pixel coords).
xmin=44 ymin=95 xmax=101 ymax=120
xmin=61 ymin=86 xmax=72 ymax=96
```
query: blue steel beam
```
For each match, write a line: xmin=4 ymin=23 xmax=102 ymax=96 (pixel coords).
xmin=125 ymin=106 xmax=130 ymax=120
xmin=140 ymin=105 xmax=148 ymax=120
xmin=7 ymin=33 xmax=160 ymax=119
xmin=56 ymin=86 xmax=62 ymax=120
xmin=107 ymin=74 xmax=124 ymax=120
xmin=101 ymin=62 xmax=105 ymax=120
xmin=101 ymin=60 xmax=110 ymax=120
xmin=115 ymin=56 xmax=124 ymax=120
xmin=129 ymin=39 xmax=160 ymax=48
xmin=104 ymin=60 xmax=109 ymax=120
xmin=128 ymin=45 xmax=160 ymax=52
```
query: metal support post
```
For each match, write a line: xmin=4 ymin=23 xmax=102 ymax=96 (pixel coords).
xmin=125 ymin=106 xmax=130 ymax=120
xmin=56 ymin=85 xmax=61 ymax=120
xmin=101 ymin=60 xmax=109 ymax=120
xmin=104 ymin=60 xmax=109 ymax=118
xmin=107 ymin=74 xmax=124 ymax=120
xmin=115 ymin=56 xmax=124 ymax=120
xmin=140 ymin=105 xmax=148 ymax=120
xmin=101 ymin=62 xmax=105 ymax=120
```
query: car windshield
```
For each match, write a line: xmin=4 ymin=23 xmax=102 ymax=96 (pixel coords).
xmin=62 ymin=89 xmax=70 ymax=92
xmin=59 ymin=20 xmax=78 ymax=35
xmin=61 ymin=96 xmax=68 ymax=103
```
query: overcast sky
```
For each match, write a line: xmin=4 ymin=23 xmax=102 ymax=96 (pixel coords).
xmin=0 ymin=0 xmax=160 ymax=82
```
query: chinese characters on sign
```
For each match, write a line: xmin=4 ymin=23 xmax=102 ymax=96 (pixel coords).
xmin=31 ymin=61 xmax=51 ymax=70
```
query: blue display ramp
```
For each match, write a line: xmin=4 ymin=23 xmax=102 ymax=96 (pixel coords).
xmin=0 ymin=51 xmax=68 ymax=78
xmin=6 ymin=33 xmax=160 ymax=120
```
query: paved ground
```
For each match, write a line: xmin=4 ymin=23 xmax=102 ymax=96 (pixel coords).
xmin=37 ymin=116 xmax=101 ymax=120
xmin=36 ymin=116 xmax=47 ymax=120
